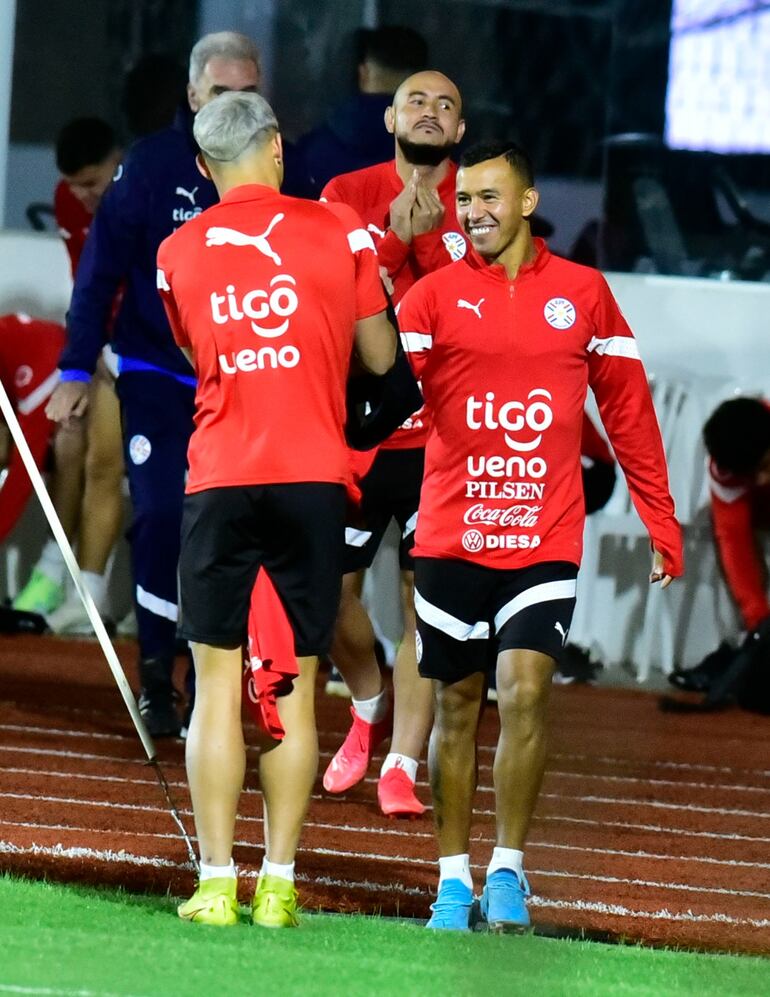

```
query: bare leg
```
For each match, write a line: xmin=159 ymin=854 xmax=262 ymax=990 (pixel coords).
xmin=390 ymin=570 xmax=433 ymax=759
xmin=185 ymin=642 xmax=244 ymax=867
xmin=79 ymin=374 xmax=124 ymax=573
xmin=493 ymin=648 xmax=555 ymax=849
xmin=330 ymin=571 xmax=383 ymax=701
xmin=50 ymin=421 xmax=87 ymax=539
xmin=429 ymin=672 xmax=486 ymax=855
xmin=259 ymin=655 xmax=319 ymax=864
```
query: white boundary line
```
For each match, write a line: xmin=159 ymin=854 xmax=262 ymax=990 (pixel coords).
xmin=3 ymin=722 xmax=770 ymax=781
xmin=2 ymin=831 xmax=769 ymax=903
xmin=5 ymin=760 xmax=770 ymax=849
xmin=2 ymin=814 xmax=769 ymax=872
xmin=1 ymin=841 xmax=769 ymax=930
xmin=0 ymin=985 xmax=144 ymax=997
xmin=0 ymin=745 xmax=770 ymax=804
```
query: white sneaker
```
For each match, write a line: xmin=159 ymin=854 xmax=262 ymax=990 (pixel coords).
xmin=116 ymin=609 xmax=138 ymax=637
xmin=46 ymin=595 xmax=96 ymax=635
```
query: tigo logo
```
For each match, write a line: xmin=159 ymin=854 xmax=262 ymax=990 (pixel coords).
xmin=210 ymin=275 xmax=299 ymax=339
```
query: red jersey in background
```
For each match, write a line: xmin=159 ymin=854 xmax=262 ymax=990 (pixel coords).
xmin=0 ymin=313 xmax=65 ymax=542
xmin=398 ymin=240 xmax=683 ymax=576
xmin=54 ymin=180 xmax=92 ymax=278
xmin=322 ymin=159 xmax=466 ymax=450
xmin=708 ymin=447 xmax=770 ymax=630
xmin=157 ymin=184 xmax=386 ymax=494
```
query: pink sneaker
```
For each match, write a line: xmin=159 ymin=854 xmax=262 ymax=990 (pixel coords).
xmin=322 ymin=706 xmax=391 ymax=793
xmin=377 ymin=766 xmax=426 ymax=818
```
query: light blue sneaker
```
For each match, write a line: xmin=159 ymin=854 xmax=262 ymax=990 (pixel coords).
xmin=426 ymin=878 xmax=474 ymax=931
xmin=479 ymin=869 xmax=531 ymax=933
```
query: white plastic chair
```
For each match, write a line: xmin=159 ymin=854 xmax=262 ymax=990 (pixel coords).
xmin=574 ymin=371 xmax=732 ymax=679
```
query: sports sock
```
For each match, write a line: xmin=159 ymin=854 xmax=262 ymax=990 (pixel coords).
xmin=199 ymin=859 xmax=236 ymax=881
xmin=380 ymin=752 xmax=418 ymax=783
xmin=262 ymin=858 xmax=295 ymax=882
xmin=81 ymin=571 xmax=108 ymax=612
xmin=351 ymin=688 xmax=388 ymax=724
xmin=36 ymin=538 xmax=66 ymax=585
xmin=487 ymin=847 xmax=524 ymax=881
xmin=438 ymin=853 xmax=472 ymax=891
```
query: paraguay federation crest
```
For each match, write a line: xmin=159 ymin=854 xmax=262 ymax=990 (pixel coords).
xmin=544 ymin=297 xmax=576 ymax=330
xmin=442 ymin=231 xmax=467 ymax=262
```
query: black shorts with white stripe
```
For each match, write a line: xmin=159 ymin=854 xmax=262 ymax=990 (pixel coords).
xmin=344 ymin=447 xmax=425 ymax=574
xmin=413 ymin=557 xmax=578 ymax=684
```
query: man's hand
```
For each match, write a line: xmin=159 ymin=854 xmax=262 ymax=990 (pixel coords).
xmin=649 ymin=548 xmax=674 ymax=589
xmin=45 ymin=381 xmax=90 ymax=426
xmin=411 ymin=181 xmax=445 ymax=236
xmin=389 ymin=170 xmax=418 ymax=244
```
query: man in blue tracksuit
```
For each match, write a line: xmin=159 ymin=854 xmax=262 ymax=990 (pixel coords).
xmin=46 ymin=31 xmax=262 ymax=736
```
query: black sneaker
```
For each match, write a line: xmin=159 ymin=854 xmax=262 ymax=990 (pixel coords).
xmin=138 ymin=657 xmax=181 ymax=737
xmin=555 ymin=643 xmax=602 ymax=684
xmin=669 ymin=641 xmax=735 ymax=693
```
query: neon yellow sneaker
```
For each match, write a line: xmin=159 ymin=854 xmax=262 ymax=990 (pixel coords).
xmin=177 ymin=877 xmax=240 ymax=926
xmin=251 ymin=874 xmax=300 ymax=928
xmin=13 ymin=569 xmax=65 ymax=615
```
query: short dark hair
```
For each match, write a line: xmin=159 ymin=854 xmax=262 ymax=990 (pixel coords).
xmin=56 ymin=118 xmax=117 ymax=176
xmin=357 ymin=25 xmax=428 ymax=74
xmin=459 ymin=141 xmax=535 ymax=188
xmin=122 ymin=53 xmax=186 ymax=137
xmin=703 ymin=397 xmax=770 ymax=476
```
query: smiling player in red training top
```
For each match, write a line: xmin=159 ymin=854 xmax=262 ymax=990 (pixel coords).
xmin=397 ymin=141 xmax=683 ymax=932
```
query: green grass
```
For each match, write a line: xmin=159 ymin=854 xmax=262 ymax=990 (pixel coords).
xmin=0 ymin=875 xmax=766 ymax=997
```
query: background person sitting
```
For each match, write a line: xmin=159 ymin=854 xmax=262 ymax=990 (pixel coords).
xmin=670 ymin=396 xmax=770 ymax=693
xmin=14 ymin=119 xmax=124 ymax=631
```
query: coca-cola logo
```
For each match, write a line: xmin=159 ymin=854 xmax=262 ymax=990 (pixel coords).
xmin=463 ymin=503 xmax=541 ymax=528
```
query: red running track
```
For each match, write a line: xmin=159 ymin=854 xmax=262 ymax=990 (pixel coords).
xmin=0 ymin=635 xmax=769 ymax=954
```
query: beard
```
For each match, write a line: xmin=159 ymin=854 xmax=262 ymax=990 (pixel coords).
xmin=396 ymin=134 xmax=455 ymax=167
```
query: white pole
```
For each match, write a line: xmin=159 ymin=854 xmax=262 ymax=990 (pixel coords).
xmin=0 ymin=376 xmax=156 ymax=760
xmin=0 ymin=0 xmax=17 ymax=228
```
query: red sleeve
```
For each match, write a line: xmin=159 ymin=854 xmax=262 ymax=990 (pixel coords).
xmin=322 ymin=201 xmax=387 ymax=320
xmin=321 ymin=176 xmax=411 ymax=280
xmin=581 ymin=411 xmax=613 ymax=464
xmin=396 ymin=280 xmax=434 ymax=381
xmin=708 ymin=467 xmax=769 ymax=629
xmin=155 ymin=241 xmax=189 ymax=348
xmin=586 ymin=274 xmax=683 ymax=577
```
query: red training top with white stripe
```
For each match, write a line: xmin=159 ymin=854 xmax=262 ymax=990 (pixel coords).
xmin=156 ymin=184 xmax=386 ymax=494
xmin=398 ymin=239 xmax=683 ymax=576
xmin=322 ymin=160 xmax=467 ymax=449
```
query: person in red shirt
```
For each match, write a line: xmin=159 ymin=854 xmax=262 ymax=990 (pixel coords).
xmin=704 ymin=398 xmax=770 ymax=630
xmin=0 ymin=314 xmax=65 ymax=543
xmin=398 ymin=141 xmax=683 ymax=932
xmin=668 ymin=397 xmax=770 ymax=693
xmin=55 ymin=118 xmax=122 ymax=277
xmin=320 ymin=71 xmax=466 ymax=818
xmin=156 ymin=92 xmax=396 ymax=928
xmin=14 ymin=119 xmax=124 ymax=630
